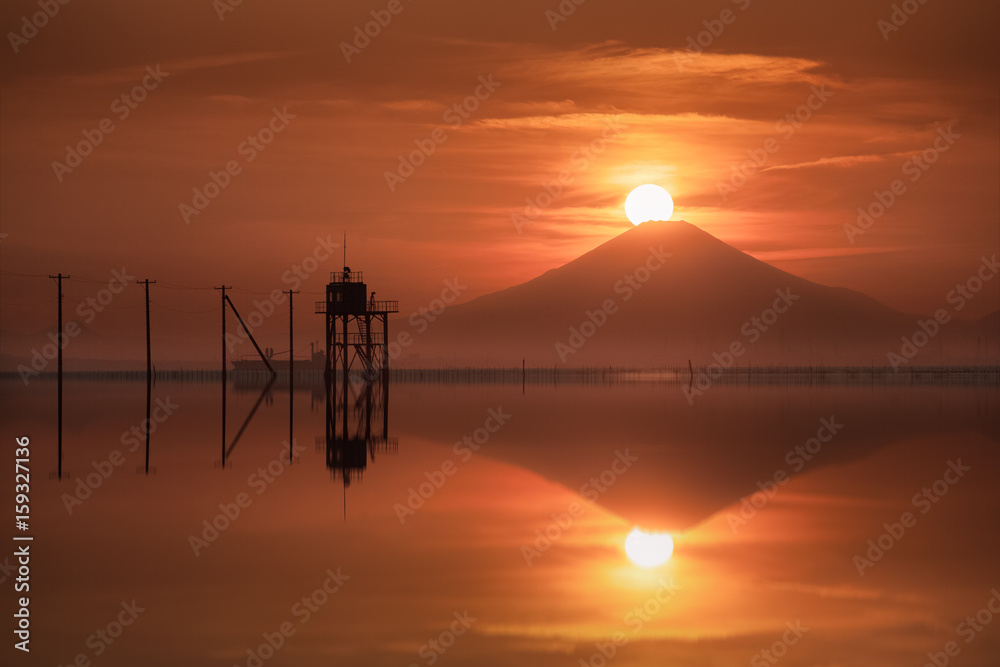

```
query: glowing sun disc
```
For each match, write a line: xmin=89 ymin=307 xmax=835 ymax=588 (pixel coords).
xmin=625 ymin=184 xmax=674 ymax=226
xmin=624 ymin=528 xmax=674 ymax=567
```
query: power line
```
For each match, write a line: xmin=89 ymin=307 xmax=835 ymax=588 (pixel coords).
xmin=157 ymin=281 xmax=215 ymax=291
xmin=0 ymin=270 xmax=50 ymax=278
xmin=0 ymin=298 xmax=57 ymax=306
xmin=61 ymin=296 xmax=143 ymax=310
xmin=67 ymin=275 xmax=121 ymax=285
xmin=2 ymin=270 xmax=331 ymax=294
xmin=149 ymin=300 xmax=217 ymax=314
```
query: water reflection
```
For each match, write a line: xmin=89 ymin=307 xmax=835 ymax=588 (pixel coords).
xmin=324 ymin=372 xmax=397 ymax=488
xmin=5 ymin=374 xmax=998 ymax=667
xmin=221 ymin=375 xmax=275 ymax=468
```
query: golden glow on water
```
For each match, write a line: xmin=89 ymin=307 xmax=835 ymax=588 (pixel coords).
xmin=6 ymin=380 xmax=998 ymax=666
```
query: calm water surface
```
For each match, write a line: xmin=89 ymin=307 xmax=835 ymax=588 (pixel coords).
xmin=2 ymin=376 xmax=998 ymax=666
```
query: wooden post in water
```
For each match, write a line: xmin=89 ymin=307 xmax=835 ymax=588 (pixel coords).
xmin=216 ymin=285 xmax=231 ymax=466
xmin=286 ymin=289 xmax=298 ymax=462
xmin=49 ymin=273 xmax=70 ymax=479
xmin=138 ymin=279 xmax=156 ymax=474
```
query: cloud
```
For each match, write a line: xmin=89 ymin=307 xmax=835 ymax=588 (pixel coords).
xmin=762 ymin=154 xmax=892 ymax=172
xmin=760 ymin=581 xmax=923 ymax=603
xmin=747 ymin=246 xmax=921 ymax=262
xmin=62 ymin=51 xmax=305 ymax=87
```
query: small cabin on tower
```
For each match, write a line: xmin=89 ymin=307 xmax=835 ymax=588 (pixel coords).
xmin=316 ymin=266 xmax=399 ymax=378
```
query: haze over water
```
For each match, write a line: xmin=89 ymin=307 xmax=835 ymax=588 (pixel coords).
xmin=3 ymin=375 xmax=997 ymax=667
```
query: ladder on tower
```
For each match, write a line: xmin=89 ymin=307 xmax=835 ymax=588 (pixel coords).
xmin=354 ymin=318 xmax=374 ymax=375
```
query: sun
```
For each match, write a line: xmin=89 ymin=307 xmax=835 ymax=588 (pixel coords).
xmin=624 ymin=184 xmax=674 ymax=226
xmin=624 ymin=528 xmax=674 ymax=568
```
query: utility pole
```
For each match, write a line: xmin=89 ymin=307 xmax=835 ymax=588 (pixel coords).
xmin=138 ymin=279 xmax=156 ymax=474
xmin=285 ymin=289 xmax=298 ymax=463
xmin=216 ymin=285 xmax=231 ymax=466
xmin=49 ymin=273 xmax=69 ymax=479
xmin=137 ymin=279 xmax=156 ymax=379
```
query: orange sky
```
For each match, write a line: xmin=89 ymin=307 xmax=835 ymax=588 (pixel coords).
xmin=1 ymin=0 xmax=997 ymax=362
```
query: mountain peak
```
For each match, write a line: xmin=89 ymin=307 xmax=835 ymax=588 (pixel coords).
xmin=559 ymin=219 xmax=758 ymax=283
xmin=400 ymin=218 xmax=990 ymax=367
xmin=599 ymin=219 xmax=729 ymax=251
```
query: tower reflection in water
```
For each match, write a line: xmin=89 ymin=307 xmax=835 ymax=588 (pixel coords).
xmin=324 ymin=372 xmax=397 ymax=491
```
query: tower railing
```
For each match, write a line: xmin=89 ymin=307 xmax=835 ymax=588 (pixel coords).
xmin=335 ymin=333 xmax=387 ymax=345
xmin=315 ymin=300 xmax=399 ymax=314
xmin=367 ymin=300 xmax=399 ymax=313
xmin=330 ymin=271 xmax=364 ymax=283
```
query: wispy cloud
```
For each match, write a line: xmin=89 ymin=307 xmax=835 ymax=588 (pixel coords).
xmin=748 ymin=246 xmax=921 ymax=262
xmin=64 ymin=51 xmax=304 ymax=87
xmin=763 ymin=154 xmax=889 ymax=172
xmin=762 ymin=151 xmax=924 ymax=172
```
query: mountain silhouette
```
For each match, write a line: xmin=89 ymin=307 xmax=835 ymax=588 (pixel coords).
xmin=400 ymin=220 xmax=990 ymax=367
